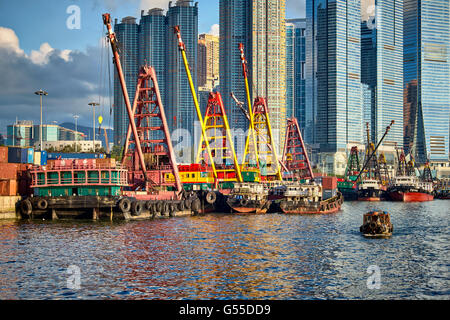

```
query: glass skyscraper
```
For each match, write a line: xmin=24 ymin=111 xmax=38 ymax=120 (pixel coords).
xmin=166 ymin=0 xmax=198 ymax=145
xmin=286 ymin=18 xmax=306 ymax=132
xmin=113 ymin=17 xmax=139 ymax=146
xmin=220 ymin=0 xmax=286 ymax=157
xmin=139 ymin=9 xmax=167 ymax=105
xmin=112 ymin=1 xmax=199 ymax=154
xmin=219 ymin=0 xmax=251 ymax=138
xmin=306 ymin=0 xmax=362 ymax=152
xmin=373 ymin=0 xmax=404 ymax=148
xmin=285 ymin=23 xmax=295 ymax=120
xmin=404 ymin=0 xmax=450 ymax=162
xmin=360 ymin=1 xmax=404 ymax=148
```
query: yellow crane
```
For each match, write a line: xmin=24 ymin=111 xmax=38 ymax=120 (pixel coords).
xmin=238 ymin=43 xmax=282 ymax=181
xmin=173 ymin=26 xmax=218 ymax=184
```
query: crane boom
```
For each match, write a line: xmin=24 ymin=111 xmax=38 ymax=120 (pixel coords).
xmin=356 ymin=120 xmax=395 ymax=182
xmin=239 ymin=43 xmax=260 ymax=172
xmin=173 ymin=26 xmax=218 ymax=183
xmin=102 ymin=13 xmax=148 ymax=180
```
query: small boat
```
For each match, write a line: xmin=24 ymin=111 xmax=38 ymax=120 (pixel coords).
xmin=360 ymin=211 xmax=393 ymax=238
xmin=434 ymin=178 xmax=450 ymax=200
xmin=226 ymin=182 xmax=271 ymax=214
xmin=270 ymin=181 xmax=343 ymax=214
xmin=357 ymin=179 xmax=385 ymax=201
xmin=387 ymin=176 xmax=434 ymax=202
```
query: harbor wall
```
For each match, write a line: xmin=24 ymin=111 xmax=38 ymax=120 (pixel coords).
xmin=0 ymin=196 xmax=21 ymax=219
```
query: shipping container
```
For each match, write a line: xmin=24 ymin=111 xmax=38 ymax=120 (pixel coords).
xmin=0 ymin=179 xmax=17 ymax=196
xmin=322 ymin=176 xmax=338 ymax=190
xmin=47 ymin=152 xmax=106 ymax=160
xmin=8 ymin=147 xmax=22 ymax=163
xmin=27 ymin=148 xmax=34 ymax=164
xmin=322 ymin=189 xmax=337 ymax=200
xmin=0 ymin=163 xmax=18 ymax=180
xmin=0 ymin=146 xmax=8 ymax=163
xmin=41 ymin=150 xmax=48 ymax=166
xmin=34 ymin=151 xmax=41 ymax=166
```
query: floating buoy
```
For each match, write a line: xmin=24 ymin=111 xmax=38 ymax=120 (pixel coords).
xmin=360 ymin=211 xmax=393 ymax=238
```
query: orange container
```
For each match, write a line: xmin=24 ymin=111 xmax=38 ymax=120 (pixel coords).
xmin=322 ymin=176 xmax=337 ymax=190
xmin=0 ymin=179 xmax=17 ymax=196
xmin=0 ymin=146 xmax=8 ymax=163
xmin=0 ymin=163 xmax=18 ymax=180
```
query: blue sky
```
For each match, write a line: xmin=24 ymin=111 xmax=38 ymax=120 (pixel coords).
xmin=0 ymin=0 xmax=305 ymax=136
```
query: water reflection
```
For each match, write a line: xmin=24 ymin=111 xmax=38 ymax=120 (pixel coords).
xmin=0 ymin=201 xmax=448 ymax=299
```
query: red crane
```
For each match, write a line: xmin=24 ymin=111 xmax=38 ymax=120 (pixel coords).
xmin=102 ymin=13 xmax=182 ymax=193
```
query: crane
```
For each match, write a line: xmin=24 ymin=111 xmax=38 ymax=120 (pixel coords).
xmin=173 ymin=25 xmax=219 ymax=185
xmin=103 ymin=13 xmax=182 ymax=193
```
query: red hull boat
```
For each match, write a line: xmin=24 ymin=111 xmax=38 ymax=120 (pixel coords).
xmin=389 ymin=191 xmax=434 ymax=202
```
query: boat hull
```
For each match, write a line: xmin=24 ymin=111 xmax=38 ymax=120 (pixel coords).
xmin=227 ymin=198 xmax=270 ymax=215
xmin=388 ymin=191 xmax=434 ymax=202
xmin=279 ymin=193 xmax=343 ymax=215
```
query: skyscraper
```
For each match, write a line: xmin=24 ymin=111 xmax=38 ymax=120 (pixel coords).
xmin=219 ymin=0 xmax=251 ymax=140
xmin=198 ymin=33 xmax=220 ymax=91
xmin=285 ymin=23 xmax=295 ymax=119
xmin=286 ymin=18 xmax=306 ymax=131
xmin=113 ymin=16 xmax=139 ymax=146
xmin=404 ymin=0 xmax=450 ymax=162
xmin=249 ymin=0 xmax=286 ymax=155
xmin=139 ymin=8 xmax=167 ymax=141
xmin=166 ymin=0 xmax=199 ymax=145
xmin=373 ymin=0 xmax=404 ymax=147
xmin=139 ymin=8 xmax=167 ymax=104
xmin=361 ymin=1 xmax=404 ymax=148
xmin=306 ymin=0 xmax=362 ymax=154
xmin=220 ymin=0 xmax=286 ymax=156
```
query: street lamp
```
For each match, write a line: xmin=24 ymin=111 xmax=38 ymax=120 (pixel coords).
xmin=73 ymin=115 xmax=79 ymax=153
xmin=88 ymin=102 xmax=100 ymax=152
xmin=35 ymin=89 xmax=48 ymax=151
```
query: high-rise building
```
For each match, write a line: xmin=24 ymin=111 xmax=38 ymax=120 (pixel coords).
xmin=139 ymin=8 xmax=167 ymax=142
xmin=285 ymin=23 xmax=295 ymax=120
xmin=249 ymin=0 xmax=286 ymax=155
xmin=112 ymin=1 xmax=200 ymax=159
xmin=373 ymin=0 xmax=404 ymax=147
xmin=360 ymin=1 xmax=404 ymax=148
xmin=139 ymin=8 xmax=167 ymax=103
xmin=286 ymin=18 xmax=306 ymax=131
xmin=220 ymin=0 xmax=286 ymax=156
xmin=113 ymin=16 xmax=139 ymax=146
xmin=6 ymin=121 xmax=34 ymax=147
xmin=306 ymin=0 xmax=362 ymax=155
xmin=198 ymin=33 xmax=220 ymax=91
xmin=166 ymin=0 xmax=199 ymax=146
xmin=404 ymin=0 xmax=450 ymax=162
xmin=219 ymin=0 xmax=251 ymax=142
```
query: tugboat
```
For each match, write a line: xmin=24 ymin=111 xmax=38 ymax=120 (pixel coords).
xmin=435 ymin=178 xmax=450 ymax=199
xmin=355 ymin=122 xmax=394 ymax=201
xmin=357 ymin=179 xmax=385 ymax=201
xmin=360 ymin=211 xmax=393 ymax=238
xmin=387 ymin=156 xmax=434 ymax=202
xmin=387 ymin=176 xmax=434 ymax=202
xmin=226 ymin=182 xmax=271 ymax=214
xmin=271 ymin=177 xmax=343 ymax=214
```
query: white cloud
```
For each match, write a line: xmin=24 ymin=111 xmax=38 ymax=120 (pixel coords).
xmin=208 ymin=24 xmax=219 ymax=37
xmin=0 ymin=26 xmax=25 ymax=55
xmin=139 ymin=0 xmax=171 ymax=13
xmin=0 ymin=27 xmax=72 ymax=65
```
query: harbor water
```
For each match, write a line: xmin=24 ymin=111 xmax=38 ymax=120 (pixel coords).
xmin=0 ymin=201 xmax=448 ymax=300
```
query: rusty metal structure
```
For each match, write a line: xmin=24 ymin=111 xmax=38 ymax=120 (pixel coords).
xmin=103 ymin=13 xmax=181 ymax=193
xmin=345 ymin=146 xmax=361 ymax=179
xmin=281 ymin=117 xmax=314 ymax=180
xmin=195 ymin=91 xmax=243 ymax=183
xmin=238 ymin=43 xmax=282 ymax=181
